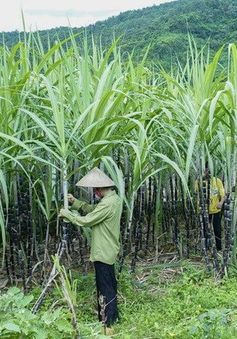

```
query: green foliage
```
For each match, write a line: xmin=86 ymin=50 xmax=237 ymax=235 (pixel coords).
xmin=0 ymin=287 xmax=73 ymax=338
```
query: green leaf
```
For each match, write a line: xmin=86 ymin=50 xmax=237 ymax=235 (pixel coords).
xmin=3 ymin=322 xmax=21 ymax=332
xmin=17 ymin=294 xmax=34 ymax=307
xmin=56 ymin=319 xmax=72 ymax=333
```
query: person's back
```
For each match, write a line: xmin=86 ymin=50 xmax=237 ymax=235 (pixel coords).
xmin=90 ymin=190 xmax=122 ymax=265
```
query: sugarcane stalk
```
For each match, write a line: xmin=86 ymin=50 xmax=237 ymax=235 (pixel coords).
xmin=139 ymin=184 xmax=145 ymax=251
xmin=76 ymin=228 xmax=86 ymax=273
xmin=131 ymin=187 xmax=142 ymax=272
xmin=128 ymin=192 xmax=135 ymax=245
xmin=119 ymin=185 xmax=130 ymax=272
xmin=180 ymin=183 xmax=190 ymax=258
xmin=8 ymin=215 xmax=16 ymax=283
xmin=188 ymin=196 xmax=198 ymax=254
xmin=198 ymin=176 xmax=211 ymax=271
xmin=208 ymin=216 xmax=220 ymax=273
xmin=42 ymin=218 xmax=50 ymax=281
xmin=145 ymin=177 xmax=152 ymax=254
xmin=118 ymin=205 xmax=127 ymax=273
xmin=152 ymin=179 xmax=159 ymax=248
xmin=161 ymin=187 xmax=168 ymax=243
xmin=18 ymin=248 xmax=26 ymax=292
xmin=32 ymin=163 xmax=69 ymax=313
xmin=230 ymin=183 xmax=237 ymax=264
xmin=199 ymin=212 xmax=211 ymax=271
xmin=26 ymin=181 xmax=33 ymax=286
xmin=222 ymin=193 xmax=232 ymax=275
xmin=170 ymin=175 xmax=180 ymax=256
xmin=131 ymin=223 xmax=141 ymax=272
xmin=5 ymin=248 xmax=11 ymax=284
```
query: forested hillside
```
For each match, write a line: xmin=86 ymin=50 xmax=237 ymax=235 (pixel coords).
xmin=1 ymin=0 xmax=237 ymax=67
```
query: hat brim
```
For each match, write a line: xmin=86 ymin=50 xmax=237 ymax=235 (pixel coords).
xmin=76 ymin=167 xmax=115 ymax=188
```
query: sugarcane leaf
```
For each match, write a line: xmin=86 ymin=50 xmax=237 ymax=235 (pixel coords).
xmin=20 ymin=108 xmax=60 ymax=151
xmin=155 ymin=153 xmax=189 ymax=193
xmin=185 ymin=124 xmax=199 ymax=180
xmin=2 ymin=322 xmax=21 ymax=332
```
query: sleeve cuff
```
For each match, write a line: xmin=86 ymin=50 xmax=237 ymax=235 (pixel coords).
xmin=63 ymin=210 xmax=84 ymax=227
xmin=63 ymin=210 xmax=74 ymax=220
xmin=71 ymin=199 xmax=83 ymax=210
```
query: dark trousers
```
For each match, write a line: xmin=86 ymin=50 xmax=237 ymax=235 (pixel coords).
xmin=94 ymin=261 xmax=118 ymax=327
xmin=209 ymin=212 xmax=222 ymax=250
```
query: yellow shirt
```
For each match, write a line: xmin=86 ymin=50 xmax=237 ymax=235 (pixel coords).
xmin=195 ymin=177 xmax=225 ymax=214
xmin=209 ymin=177 xmax=225 ymax=214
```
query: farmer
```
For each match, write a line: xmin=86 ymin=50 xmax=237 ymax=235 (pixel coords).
xmin=205 ymin=166 xmax=225 ymax=251
xmin=196 ymin=165 xmax=225 ymax=251
xmin=59 ymin=167 xmax=122 ymax=329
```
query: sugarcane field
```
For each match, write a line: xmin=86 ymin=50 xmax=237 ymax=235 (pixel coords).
xmin=1 ymin=2 xmax=237 ymax=338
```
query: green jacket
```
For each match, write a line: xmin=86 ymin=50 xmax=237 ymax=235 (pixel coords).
xmin=63 ymin=190 xmax=122 ymax=265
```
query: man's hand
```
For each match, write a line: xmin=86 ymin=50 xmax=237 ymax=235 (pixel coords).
xmin=217 ymin=202 xmax=223 ymax=210
xmin=68 ymin=193 xmax=75 ymax=204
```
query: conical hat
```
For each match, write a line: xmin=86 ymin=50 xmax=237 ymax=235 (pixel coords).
xmin=76 ymin=167 xmax=115 ymax=187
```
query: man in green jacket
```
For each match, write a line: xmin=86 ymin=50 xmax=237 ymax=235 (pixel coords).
xmin=59 ymin=167 xmax=122 ymax=328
